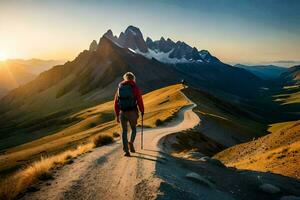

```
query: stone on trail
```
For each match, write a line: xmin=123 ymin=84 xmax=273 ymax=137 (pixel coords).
xmin=199 ymin=156 xmax=211 ymax=162
xmin=259 ymin=183 xmax=280 ymax=194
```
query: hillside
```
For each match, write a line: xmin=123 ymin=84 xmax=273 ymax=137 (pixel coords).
xmin=213 ymin=66 xmax=300 ymax=179
xmin=235 ymin=64 xmax=288 ymax=80
xmin=0 ymin=84 xmax=189 ymax=174
xmin=1 ymin=59 xmax=65 ymax=75
xmin=0 ymin=64 xmax=36 ymax=95
xmin=0 ymin=59 xmax=64 ymax=98
xmin=0 ymin=26 xmax=266 ymax=153
xmin=271 ymin=65 xmax=300 ymax=108
xmin=277 ymin=65 xmax=300 ymax=85
xmin=0 ymin=33 xmax=179 ymax=123
xmin=184 ymin=86 xmax=267 ymax=142
xmin=215 ymin=120 xmax=300 ymax=179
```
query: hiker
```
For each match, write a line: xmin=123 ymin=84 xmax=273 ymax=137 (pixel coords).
xmin=114 ymin=72 xmax=144 ymax=157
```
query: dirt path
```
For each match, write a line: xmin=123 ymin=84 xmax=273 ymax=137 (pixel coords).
xmin=21 ymin=94 xmax=201 ymax=200
xmin=20 ymin=92 xmax=300 ymax=200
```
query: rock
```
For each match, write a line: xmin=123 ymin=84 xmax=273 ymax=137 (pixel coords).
xmin=89 ymin=40 xmax=98 ymax=51
xmin=185 ymin=172 xmax=215 ymax=188
xmin=199 ymin=156 xmax=211 ymax=162
xmin=281 ymin=196 xmax=300 ymax=200
xmin=259 ymin=183 xmax=280 ymax=194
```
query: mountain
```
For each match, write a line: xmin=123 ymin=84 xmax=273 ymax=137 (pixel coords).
xmin=101 ymin=26 xmax=263 ymax=97
xmin=0 ymin=30 xmax=179 ymax=123
xmin=0 ymin=63 xmax=36 ymax=97
xmin=2 ymin=59 xmax=65 ymax=75
xmin=277 ymin=65 xmax=300 ymax=85
xmin=0 ymin=25 xmax=265 ymax=144
xmin=106 ymin=26 xmax=220 ymax=64
xmin=0 ymin=59 xmax=65 ymax=97
xmin=235 ymin=64 xmax=288 ymax=80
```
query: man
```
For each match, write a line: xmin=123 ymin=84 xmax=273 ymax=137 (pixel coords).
xmin=114 ymin=72 xmax=144 ymax=157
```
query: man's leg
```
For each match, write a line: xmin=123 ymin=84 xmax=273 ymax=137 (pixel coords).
xmin=129 ymin=121 xmax=137 ymax=143
xmin=128 ymin=112 xmax=138 ymax=153
xmin=120 ymin=113 xmax=129 ymax=154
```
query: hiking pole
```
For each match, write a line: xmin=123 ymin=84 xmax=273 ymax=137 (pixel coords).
xmin=141 ymin=114 xmax=144 ymax=149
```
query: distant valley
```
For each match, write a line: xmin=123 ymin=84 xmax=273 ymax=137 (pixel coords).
xmin=0 ymin=59 xmax=65 ymax=97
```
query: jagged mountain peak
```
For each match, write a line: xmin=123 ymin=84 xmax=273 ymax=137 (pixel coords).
xmin=89 ymin=40 xmax=98 ymax=51
xmin=199 ymin=49 xmax=220 ymax=63
xmin=116 ymin=25 xmax=148 ymax=53
xmin=166 ymin=38 xmax=173 ymax=43
xmin=124 ymin=25 xmax=142 ymax=36
xmin=103 ymin=29 xmax=113 ymax=38
xmin=97 ymin=25 xmax=221 ymax=64
xmin=160 ymin=37 xmax=166 ymax=42
xmin=146 ymin=37 xmax=153 ymax=43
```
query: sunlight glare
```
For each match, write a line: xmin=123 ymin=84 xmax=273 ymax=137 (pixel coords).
xmin=0 ymin=51 xmax=8 ymax=61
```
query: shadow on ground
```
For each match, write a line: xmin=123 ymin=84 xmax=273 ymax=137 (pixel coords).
xmin=141 ymin=149 xmax=300 ymax=200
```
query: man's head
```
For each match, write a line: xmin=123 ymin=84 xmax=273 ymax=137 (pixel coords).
xmin=123 ymin=72 xmax=135 ymax=81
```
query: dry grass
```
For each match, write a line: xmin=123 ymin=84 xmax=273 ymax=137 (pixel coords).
xmin=214 ymin=120 xmax=300 ymax=179
xmin=0 ymin=143 xmax=94 ymax=200
xmin=0 ymin=84 xmax=189 ymax=199
xmin=273 ymin=84 xmax=300 ymax=105
xmin=0 ymin=84 xmax=188 ymax=174
xmin=113 ymin=132 xmax=120 ymax=138
xmin=93 ymin=134 xmax=114 ymax=147
xmin=141 ymin=84 xmax=190 ymax=127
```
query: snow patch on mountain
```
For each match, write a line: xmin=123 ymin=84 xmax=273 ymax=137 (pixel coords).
xmin=135 ymin=48 xmax=189 ymax=64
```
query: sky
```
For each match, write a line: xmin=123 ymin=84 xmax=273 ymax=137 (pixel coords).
xmin=0 ymin=0 xmax=300 ymax=66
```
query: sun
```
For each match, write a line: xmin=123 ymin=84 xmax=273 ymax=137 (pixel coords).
xmin=0 ymin=51 xmax=8 ymax=61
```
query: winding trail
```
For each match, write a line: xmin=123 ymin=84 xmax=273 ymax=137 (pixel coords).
xmin=22 ymin=93 xmax=201 ymax=200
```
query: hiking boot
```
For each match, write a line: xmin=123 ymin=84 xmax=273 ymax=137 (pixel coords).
xmin=124 ymin=151 xmax=131 ymax=157
xmin=129 ymin=142 xmax=135 ymax=153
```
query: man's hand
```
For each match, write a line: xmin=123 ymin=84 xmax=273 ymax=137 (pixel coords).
xmin=116 ymin=116 xmax=120 ymax=123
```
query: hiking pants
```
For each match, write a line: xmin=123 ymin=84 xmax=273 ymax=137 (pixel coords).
xmin=120 ymin=111 xmax=138 ymax=152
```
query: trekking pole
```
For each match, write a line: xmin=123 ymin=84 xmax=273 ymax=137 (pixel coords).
xmin=141 ymin=114 xmax=144 ymax=149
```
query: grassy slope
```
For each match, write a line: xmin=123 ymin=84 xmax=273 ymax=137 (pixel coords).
xmin=215 ymin=120 xmax=300 ymax=179
xmin=182 ymin=87 xmax=266 ymax=140
xmin=0 ymin=84 xmax=189 ymax=174
xmin=274 ymin=85 xmax=300 ymax=105
xmin=162 ymin=86 xmax=267 ymax=161
xmin=213 ymin=78 xmax=300 ymax=179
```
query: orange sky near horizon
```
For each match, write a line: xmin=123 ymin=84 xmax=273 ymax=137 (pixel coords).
xmin=0 ymin=0 xmax=299 ymax=65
